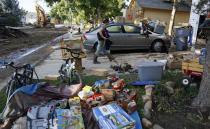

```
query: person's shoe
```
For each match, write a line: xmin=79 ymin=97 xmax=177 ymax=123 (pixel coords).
xmin=93 ymin=61 xmax=101 ymax=64
xmin=93 ymin=55 xmax=101 ymax=64
xmin=107 ymin=54 xmax=115 ymax=61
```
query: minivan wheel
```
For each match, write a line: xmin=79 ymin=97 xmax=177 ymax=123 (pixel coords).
xmin=151 ymin=41 xmax=165 ymax=53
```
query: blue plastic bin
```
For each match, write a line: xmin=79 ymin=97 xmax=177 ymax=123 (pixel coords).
xmin=175 ymin=27 xmax=192 ymax=51
xmin=137 ymin=62 xmax=164 ymax=81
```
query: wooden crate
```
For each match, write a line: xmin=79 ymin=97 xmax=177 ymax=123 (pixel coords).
xmin=182 ymin=58 xmax=204 ymax=73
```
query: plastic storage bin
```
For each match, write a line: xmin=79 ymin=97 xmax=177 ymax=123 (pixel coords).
xmin=137 ymin=62 xmax=164 ymax=81
xmin=175 ymin=27 xmax=192 ymax=51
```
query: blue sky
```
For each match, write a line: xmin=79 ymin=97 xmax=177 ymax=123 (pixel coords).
xmin=18 ymin=0 xmax=50 ymax=13
xmin=18 ymin=0 xmax=130 ymax=13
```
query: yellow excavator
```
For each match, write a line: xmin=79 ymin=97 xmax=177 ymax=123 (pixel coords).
xmin=35 ymin=3 xmax=51 ymax=27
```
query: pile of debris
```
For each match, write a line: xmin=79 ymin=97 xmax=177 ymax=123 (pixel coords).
xmin=0 ymin=26 xmax=28 ymax=39
xmin=0 ymin=74 xmax=143 ymax=129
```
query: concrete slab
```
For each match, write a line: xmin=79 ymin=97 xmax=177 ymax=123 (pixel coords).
xmin=35 ymin=47 xmax=169 ymax=79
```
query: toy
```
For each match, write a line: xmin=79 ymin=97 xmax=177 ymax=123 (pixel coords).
xmin=100 ymin=89 xmax=116 ymax=101
xmin=112 ymin=79 xmax=126 ymax=91
xmin=92 ymin=103 xmax=136 ymax=129
xmin=56 ymin=108 xmax=85 ymax=129
xmin=181 ymin=58 xmax=203 ymax=87
xmin=86 ymin=93 xmax=105 ymax=107
xmin=82 ymin=85 xmax=92 ymax=92
xmin=94 ymin=80 xmax=111 ymax=89
xmin=127 ymin=100 xmax=137 ymax=113
xmin=27 ymin=105 xmax=57 ymax=129
xmin=116 ymin=89 xmax=137 ymax=112
xmin=107 ymin=73 xmax=119 ymax=83
xmin=57 ymin=97 xmax=85 ymax=129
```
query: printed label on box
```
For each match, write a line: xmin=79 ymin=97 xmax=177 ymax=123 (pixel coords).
xmin=99 ymin=106 xmax=111 ymax=116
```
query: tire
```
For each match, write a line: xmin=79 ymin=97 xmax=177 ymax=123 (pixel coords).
xmin=59 ymin=64 xmax=82 ymax=85
xmin=151 ymin=40 xmax=165 ymax=53
xmin=23 ymin=69 xmax=33 ymax=85
xmin=70 ymin=71 xmax=82 ymax=85
xmin=181 ymin=76 xmax=192 ymax=87
xmin=6 ymin=80 xmax=16 ymax=102
xmin=59 ymin=64 xmax=68 ymax=83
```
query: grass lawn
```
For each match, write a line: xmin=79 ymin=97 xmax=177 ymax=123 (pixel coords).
xmin=0 ymin=70 xmax=206 ymax=129
xmin=0 ymin=70 xmax=185 ymax=122
xmin=0 ymin=73 xmax=145 ymax=114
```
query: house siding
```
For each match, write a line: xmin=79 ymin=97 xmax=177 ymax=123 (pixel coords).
xmin=143 ymin=8 xmax=190 ymax=32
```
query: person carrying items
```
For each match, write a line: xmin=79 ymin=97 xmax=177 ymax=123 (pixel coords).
xmin=93 ymin=18 xmax=116 ymax=64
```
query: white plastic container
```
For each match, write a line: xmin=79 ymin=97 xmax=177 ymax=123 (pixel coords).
xmin=137 ymin=61 xmax=164 ymax=81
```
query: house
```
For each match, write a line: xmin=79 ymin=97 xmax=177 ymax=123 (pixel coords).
xmin=126 ymin=0 xmax=192 ymax=32
xmin=25 ymin=12 xmax=37 ymax=24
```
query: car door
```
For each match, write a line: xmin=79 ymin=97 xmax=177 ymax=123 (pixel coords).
xmin=106 ymin=25 xmax=123 ymax=50
xmin=123 ymin=25 xmax=149 ymax=49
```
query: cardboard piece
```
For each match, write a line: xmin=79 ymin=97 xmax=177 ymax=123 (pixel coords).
xmin=52 ymin=97 xmax=85 ymax=129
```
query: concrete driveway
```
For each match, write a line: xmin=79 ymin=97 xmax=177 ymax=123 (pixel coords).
xmin=35 ymin=45 xmax=169 ymax=79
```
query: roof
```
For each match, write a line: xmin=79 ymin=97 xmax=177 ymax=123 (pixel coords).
xmin=137 ymin=0 xmax=191 ymax=12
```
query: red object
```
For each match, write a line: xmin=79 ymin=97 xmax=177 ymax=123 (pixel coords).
xmin=183 ymin=69 xmax=203 ymax=79
xmin=112 ymin=79 xmax=126 ymax=91
xmin=88 ymin=93 xmax=103 ymax=100
xmin=86 ymin=93 xmax=105 ymax=106
xmin=128 ymin=14 xmax=133 ymax=20
xmin=207 ymin=12 xmax=210 ymax=18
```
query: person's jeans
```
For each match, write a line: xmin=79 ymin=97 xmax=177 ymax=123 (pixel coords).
xmin=95 ymin=40 xmax=110 ymax=56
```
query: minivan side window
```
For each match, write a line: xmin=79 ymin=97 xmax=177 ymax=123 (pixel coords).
xmin=124 ymin=25 xmax=140 ymax=33
xmin=106 ymin=25 xmax=122 ymax=33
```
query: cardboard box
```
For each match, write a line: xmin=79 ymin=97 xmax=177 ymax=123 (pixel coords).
xmin=100 ymin=89 xmax=115 ymax=101
xmin=92 ymin=103 xmax=136 ymax=129
xmin=54 ymin=98 xmax=85 ymax=129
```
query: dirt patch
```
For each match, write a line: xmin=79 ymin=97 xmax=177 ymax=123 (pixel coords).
xmin=0 ymin=27 xmax=68 ymax=57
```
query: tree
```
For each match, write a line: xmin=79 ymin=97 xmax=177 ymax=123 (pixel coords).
xmin=46 ymin=0 xmax=124 ymax=24
xmin=50 ymin=0 xmax=71 ymax=23
xmin=0 ymin=0 xmax=26 ymax=26
xmin=191 ymin=0 xmax=210 ymax=120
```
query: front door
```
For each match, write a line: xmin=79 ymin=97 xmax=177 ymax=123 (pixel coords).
xmin=106 ymin=25 xmax=123 ymax=50
xmin=123 ymin=25 xmax=148 ymax=49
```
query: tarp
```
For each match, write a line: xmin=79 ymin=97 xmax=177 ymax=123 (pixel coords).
xmin=14 ymin=84 xmax=41 ymax=95
xmin=0 ymin=82 xmax=82 ymax=128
